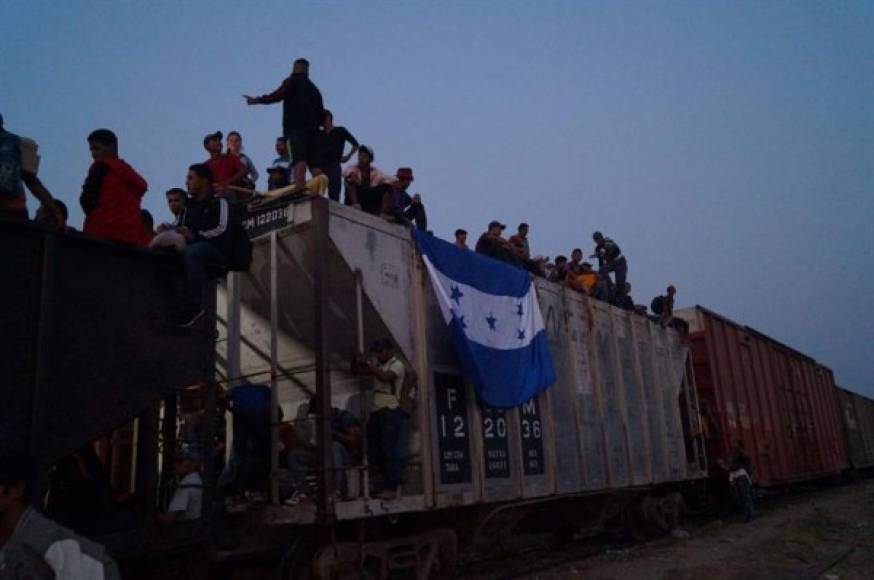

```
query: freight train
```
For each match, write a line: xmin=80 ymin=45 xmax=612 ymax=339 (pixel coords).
xmin=1 ymin=198 xmax=870 ymax=579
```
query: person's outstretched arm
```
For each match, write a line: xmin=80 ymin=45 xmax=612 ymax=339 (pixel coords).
xmin=244 ymin=77 xmax=290 ymax=105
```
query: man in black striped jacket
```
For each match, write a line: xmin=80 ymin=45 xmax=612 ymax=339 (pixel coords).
xmin=175 ymin=163 xmax=233 ymax=327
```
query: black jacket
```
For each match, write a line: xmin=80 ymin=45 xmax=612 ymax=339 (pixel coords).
xmin=182 ymin=196 xmax=252 ymax=271
xmin=259 ymin=73 xmax=325 ymax=134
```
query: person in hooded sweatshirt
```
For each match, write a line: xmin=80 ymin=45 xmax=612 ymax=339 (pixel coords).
xmin=79 ymin=129 xmax=150 ymax=246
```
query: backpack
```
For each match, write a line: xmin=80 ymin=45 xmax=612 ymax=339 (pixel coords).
xmin=226 ymin=203 xmax=253 ymax=272
xmin=650 ymin=295 xmax=665 ymax=315
xmin=398 ymin=364 xmax=418 ymax=414
xmin=0 ymin=130 xmax=23 ymax=199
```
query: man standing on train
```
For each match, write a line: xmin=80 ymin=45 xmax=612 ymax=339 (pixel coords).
xmin=357 ymin=339 xmax=407 ymax=501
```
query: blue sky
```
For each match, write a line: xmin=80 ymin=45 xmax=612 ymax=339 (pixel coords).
xmin=2 ymin=1 xmax=872 ymax=394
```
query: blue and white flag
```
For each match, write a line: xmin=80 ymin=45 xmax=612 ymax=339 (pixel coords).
xmin=412 ymin=230 xmax=556 ymax=408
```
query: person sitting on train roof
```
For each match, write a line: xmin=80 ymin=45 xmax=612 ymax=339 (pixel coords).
xmin=271 ymin=136 xmax=291 ymax=178
xmin=386 ymin=167 xmax=428 ymax=231
xmin=355 ymin=339 xmax=408 ymax=501
xmin=454 ymin=228 xmax=469 ymax=250
xmin=140 ymin=209 xmax=155 ymax=240
xmin=508 ymin=222 xmax=531 ymax=259
xmin=0 ymin=451 xmax=121 ymax=579
xmin=343 ymin=145 xmax=392 ymax=215
xmin=244 ymin=57 xmax=326 ymax=193
xmin=173 ymin=163 xmax=246 ymax=328
xmin=149 ymin=188 xmax=189 ymax=250
xmin=0 ymin=113 xmax=65 ymax=227
xmin=157 ymin=447 xmax=203 ymax=526
xmin=592 ymin=231 xmax=628 ymax=306
xmin=548 ymin=255 xmax=568 ymax=283
xmin=266 ymin=160 xmax=292 ymax=190
xmin=202 ymin=131 xmax=246 ymax=199
xmin=79 ymin=128 xmax=151 ymax=246
xmin=567 ymin=248 xmax=584 ymax=276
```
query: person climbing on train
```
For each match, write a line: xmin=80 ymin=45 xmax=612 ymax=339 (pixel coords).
xmin=591 ymin=231 xmax=628 ymax=305
xmin=79 ymin=128 xmax=151 ymax=246
xmin=355 ymin=339 xmax=408 ymax=501
xmin=0 ymin=451 xmax=121 ymax=580
xmin=0 ymin=113 xmax=65 ymax=226
xmin=244 ymin=57 xmax=325 ymax=193
xmin=174 ymin=163 xmax=251 ymax=328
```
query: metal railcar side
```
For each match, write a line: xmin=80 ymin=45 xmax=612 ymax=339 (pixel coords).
xmin=219 ymin=197 xmax=707 ymax=529
xmin=838 ymin=387 xmax=874 ymax=470
xmin=676 ymin=306 xmax=849 ymax=486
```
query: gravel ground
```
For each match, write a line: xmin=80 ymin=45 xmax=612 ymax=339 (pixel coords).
xmin=459 ymin=478 xmax=874 ymax=580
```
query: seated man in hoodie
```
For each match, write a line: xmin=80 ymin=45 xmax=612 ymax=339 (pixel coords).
xmin=174 ymin=163 xmax=240 ymax=327
xmin=79 ymin=129 xmax=151 ymax=246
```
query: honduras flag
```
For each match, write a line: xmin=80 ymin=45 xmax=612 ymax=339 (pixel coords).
xmin=412 ymin=230 xmax=556 ymax=408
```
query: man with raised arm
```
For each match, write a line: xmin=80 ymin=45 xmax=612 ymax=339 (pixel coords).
xmin=244 ymin=58 xmax=325 ymax=193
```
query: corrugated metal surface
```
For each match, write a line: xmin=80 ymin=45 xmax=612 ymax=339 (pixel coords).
xmin=225 ymin=199 xmax=707 ymax=523
xmin=676 ymin=306 xmax=849 ymax=485
xmin=838 ymin=387 xmax=874 ymax=469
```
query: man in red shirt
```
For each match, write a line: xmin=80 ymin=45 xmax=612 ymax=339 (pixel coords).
xmin=79 ymin=129 xmax=151 ymax=246
xmin=202 ymin=131 xmax=246 ymax=197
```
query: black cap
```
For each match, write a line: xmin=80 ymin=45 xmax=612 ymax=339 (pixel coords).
xmin=488 ymin=220 xmax=506 ymax=230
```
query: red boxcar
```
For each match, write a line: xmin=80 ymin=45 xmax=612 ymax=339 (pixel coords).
xmin=676 ymin=306 xmax=849 ymax=486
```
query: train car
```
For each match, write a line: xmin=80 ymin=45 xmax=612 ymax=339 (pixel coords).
xmin=214 ymin=196 xmax=707 ymax=576
xmin=0 ymin=220 xmax=212 ymax=463
xmin=838 ymin=387 xmax=874 ymax=470
xmin=675 ymin=306 xmax=848 ymax=487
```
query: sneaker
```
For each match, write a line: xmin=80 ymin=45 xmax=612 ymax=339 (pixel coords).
xmin=174 ymin=307 xmax=205 ymax=328
xmin=283 ymin=491 xmax=310 ymax=506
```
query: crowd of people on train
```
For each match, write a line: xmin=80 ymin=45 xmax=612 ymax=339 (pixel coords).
xmin=0 ymin=55 xmax=703 ymax=577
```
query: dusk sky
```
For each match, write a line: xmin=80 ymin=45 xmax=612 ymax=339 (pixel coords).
xmin=2 ymin=1 xmax=872 ymax=394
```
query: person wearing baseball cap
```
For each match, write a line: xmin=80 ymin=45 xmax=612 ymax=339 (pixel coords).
xmin=202 ymin=130 xmax=246 ymax=197
xmin=157 ymin=446 xmax=204 ymax=525
xmin=266 ymin=159 xmax=292 ymax=190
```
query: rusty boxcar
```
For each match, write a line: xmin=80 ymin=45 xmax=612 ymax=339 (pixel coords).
xmin=838 ymin=387 xmax=874 ymax=470
xmin=676 ymin=306 xmax=849 ymax=486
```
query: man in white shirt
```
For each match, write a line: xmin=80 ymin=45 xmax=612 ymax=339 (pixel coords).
xmin=358 ymin=339 xmax=408 ymax=500
xmin=158 ymin=448 xmax=203 ymax=525
xmin=0 ymin=452 xmax=120 ymax=580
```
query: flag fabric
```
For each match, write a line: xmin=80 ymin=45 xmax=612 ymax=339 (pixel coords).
xmin=412 ymin=230 xmax=556 ymax=408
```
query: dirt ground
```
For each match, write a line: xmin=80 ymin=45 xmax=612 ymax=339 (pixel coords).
xmin=514 ymin=478 xmax=874 ymax=580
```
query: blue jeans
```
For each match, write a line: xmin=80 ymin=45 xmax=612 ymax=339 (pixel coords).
xmin=367 ymin=408 xmax=408 ymax=491
xmin=286 ymin=441 xmax=348 ymax=495
xmin=184 ymin=241 xmax=228 ymax=309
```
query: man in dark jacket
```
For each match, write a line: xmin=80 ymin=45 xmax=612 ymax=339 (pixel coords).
xmin=175 ymin=163 xmax=235 ymax=327
xmin=592 ymin=231 xmax=628 ymax=305
xmin=244 ymin=58 xmax=325 ymax=193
